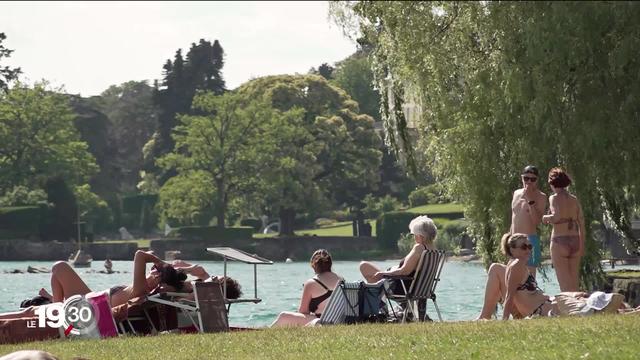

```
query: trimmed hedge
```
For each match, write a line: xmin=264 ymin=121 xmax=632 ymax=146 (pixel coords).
xmin=376 ymin=212 xmax=415 ymax=250
xmin=376 ymin=211 xmax=463 ymax=250
xmin=169 ymin=226 xmax=254 ymax=242
xmin=240 ymin=218 xmax=262 ymax=232
xmin=0 ymin=205 xmax=46 ymax=238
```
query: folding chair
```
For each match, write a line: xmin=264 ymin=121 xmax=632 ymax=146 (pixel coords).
xmin=318 ymin=280 xmax=391 ymax=325
xmin=384 ymin=249 xmax=446 ymax=322
xmin=318 ymin=281 xmax=359 ymax=325
xmin=146 ymin=280 xmax=229 ymax=333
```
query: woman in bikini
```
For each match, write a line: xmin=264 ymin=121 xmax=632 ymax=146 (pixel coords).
xmin=271 ymin=249 xmax=342 ymax=327
xmin=477 ymin=233 xmax=556 ymax=319
xmin=0 ymin=250 xmax=187 ymax=320
xmin=542 ymin=167 xmax=585 ymax=291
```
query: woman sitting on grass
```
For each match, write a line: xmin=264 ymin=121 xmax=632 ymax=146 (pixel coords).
xmin=271 ymin=249 xmax=342 ymax=327
xmin=477 ymin=232 xmax=638 ymax=319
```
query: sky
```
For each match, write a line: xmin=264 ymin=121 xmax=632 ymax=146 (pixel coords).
xmin=0 ymin=1 xmax=357 ymax=96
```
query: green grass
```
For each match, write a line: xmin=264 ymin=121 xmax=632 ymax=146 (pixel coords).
xmin=406 ymin=203 xmax=464 ymax=214
xmin=252 ymin=203 xmax=464 ymax=238
xmin=607 ymin=270 xmax=640 ymax=279
xmin=1 ymin=315 xmax=638 ymax=359
xmin=92 ymin=239 xmax=151 ymax=248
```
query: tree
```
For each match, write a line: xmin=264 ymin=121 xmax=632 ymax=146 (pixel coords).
xmin=0 ymin=82 xmax=98 ymax=192
xmin=331 ymin=52 xmax=380 ymax=121
xmin=332 ymin=2 xmax=640 ymax=287
xmin=157 ymin=91 xmax=276 ymax=228
xmin=146 ymin=40 xmax=227 ymax=183
xmin=237 ymin=74 xmax=382 ymax=235
xmin=0 ymin=33 xmax=20 ymax=93
xmin=100 ymin=81 xmax=158 ymax=193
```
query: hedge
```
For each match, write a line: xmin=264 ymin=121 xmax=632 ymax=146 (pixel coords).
xmin=169 ymin=226 xmax=254 ymax=242
xmin=240 ymin=218 xmax=262 ymax=232
xmin=376 ymin=211 xmax=463 ymax=251
xmin=0 ymin=205 xmax=46 ymax=238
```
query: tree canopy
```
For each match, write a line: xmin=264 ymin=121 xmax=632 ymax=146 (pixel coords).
xmin=237 ymin=74 xmax=382 ymax=234
xmin=146 ymin=39 xmax=227 ymax=183
xmin=332 ymin=1 xmax=640 ymax=286
xmin=0 ymin=83 xmax=98 ymax=192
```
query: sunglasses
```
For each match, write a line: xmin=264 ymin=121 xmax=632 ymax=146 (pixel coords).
xmin=512 ymin=243 xmax=533 ymax=251
xmin=522 ymin=176 xmax=537 ymax=182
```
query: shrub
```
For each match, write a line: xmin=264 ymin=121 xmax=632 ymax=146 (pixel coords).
xmin=376 ymin=211 xmax=416 ymax=250
xmin=397 ymin=232 xmax=414 ymax=254
xmin=169 ymin=226 xmax=254 ymax=242
xmin=0 ymin=205 xmax=46 ymax=238
xmin=43 ymin=176 xmax=77 ymax=242
xmin=240 ymin=218 xmax=262 ymax=232
xmin=122 ymin=194 xmax=159 ymax=233
xmin=330 ymin=209 xmax=353 ymax=222
xmin=408 ymin=184 xmax=452 ymax=207
xmin=0 ymin=186 xmax=48 ymax=207
xmin=363 ymin=194 xmax=401 ymax=219
xmin=436 ymin=219 xmax=469 ymax=252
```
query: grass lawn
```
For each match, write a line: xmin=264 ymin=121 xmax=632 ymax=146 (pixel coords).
xmin=265 ymin=203 xmax=464 ymax=237
xmin=406 ymin=203 xmax=464 ymax=214
xmin=1 ymin=315 xmax=638 ymax=359
xmin=92 ymin=239 xmax=151 ymax=248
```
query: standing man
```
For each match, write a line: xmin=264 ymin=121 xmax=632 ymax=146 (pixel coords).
xmin=511 ymin=165 xmax=547 ymax=277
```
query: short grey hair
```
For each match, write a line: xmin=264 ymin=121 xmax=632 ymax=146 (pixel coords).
xmin=408 ymin=215 xmax=437 ymax=243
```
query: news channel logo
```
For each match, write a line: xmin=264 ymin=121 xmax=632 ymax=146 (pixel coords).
xmin=31 ymin=295 xmax=98 ymax=336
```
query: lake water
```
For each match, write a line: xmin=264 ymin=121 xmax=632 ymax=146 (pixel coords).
xmin=0 ymin=260 xmax=633 ymax=327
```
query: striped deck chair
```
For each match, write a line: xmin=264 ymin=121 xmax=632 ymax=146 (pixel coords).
xmin=318 ymin=281 xmax=360 ymax=325
xmin=385 ymin=249 xmax=446 ymax=322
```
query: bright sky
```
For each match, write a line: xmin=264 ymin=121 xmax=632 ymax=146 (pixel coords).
xmin=0 ymin=1 xmax=356 ymax=96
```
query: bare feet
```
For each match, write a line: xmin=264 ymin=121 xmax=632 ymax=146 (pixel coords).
xmin=39 ymin=288 xmax=53 ymax=301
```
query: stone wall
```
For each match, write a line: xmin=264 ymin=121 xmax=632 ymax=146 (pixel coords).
xmin=150 ymin=236 xmax=379 ymax=261
xmin=0 ymin=240 xmax=138 ymax=261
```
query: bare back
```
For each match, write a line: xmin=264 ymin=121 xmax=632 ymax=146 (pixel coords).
xmin=549 ymin=192 xmax=581 ymax=237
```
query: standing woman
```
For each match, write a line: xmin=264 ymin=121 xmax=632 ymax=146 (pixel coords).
xmin=542 ymin=167 xmax=585 ymax=291
xmin=271 ymin=249 xmax=342 ymax=327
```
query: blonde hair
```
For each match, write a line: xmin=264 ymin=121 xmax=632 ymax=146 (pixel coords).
xmin=501 ymin=233 xmax=528 ymax=257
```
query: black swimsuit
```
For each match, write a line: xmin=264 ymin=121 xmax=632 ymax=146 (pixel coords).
xmin=308 ymin=278 xmax=332 ymax=316
xmin=516 ymin=273 xmax=549 ymax=316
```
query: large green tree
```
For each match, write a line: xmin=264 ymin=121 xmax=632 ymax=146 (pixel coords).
xmin=100 ymin=81 xmax=158 ymax=193
xmin=0 ymin=83 xmax=98 ymax=192
xmin=237 ymin=75 xmax=382 ymax=235
xmin=146 ymin=40 xmax=227 ymax=183
xmin=158 ymin=91 xmax=276 ymax=228
xmin=333 ymin=1 xmax=640 ymax=287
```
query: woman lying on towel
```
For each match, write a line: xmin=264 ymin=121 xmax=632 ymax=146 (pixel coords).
xmin=477 ymin=233 xmax=632 ymax=319
xmin=271 ymin=249 xmax=342 ymax=327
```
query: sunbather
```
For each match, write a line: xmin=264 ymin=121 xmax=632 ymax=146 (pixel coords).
xmin=477 ymin=233 xmax=630 ymax=319
xmin=0 ymin=250 xmax=183 ymax=321
xmin=170 ymin=259 xmax=242 ymax=299
xmin=271 ymin=249 xmax=342 ymax=327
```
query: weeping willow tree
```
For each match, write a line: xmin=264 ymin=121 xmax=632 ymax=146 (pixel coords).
xmin=331 ymin=1 xmax=640 ymax=288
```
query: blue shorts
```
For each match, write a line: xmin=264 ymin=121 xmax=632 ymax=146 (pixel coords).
xmin=527 ymin=234 xmax=541 ymax=267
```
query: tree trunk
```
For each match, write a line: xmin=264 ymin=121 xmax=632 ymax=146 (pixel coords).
xmin=279 ymin=207 xmax=295 ymax=236
xmin=216 ymin=178 xmax=225 ymax=229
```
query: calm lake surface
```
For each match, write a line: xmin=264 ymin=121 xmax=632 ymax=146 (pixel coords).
xmin=0 ymin=259 xmax=632 ymax=327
